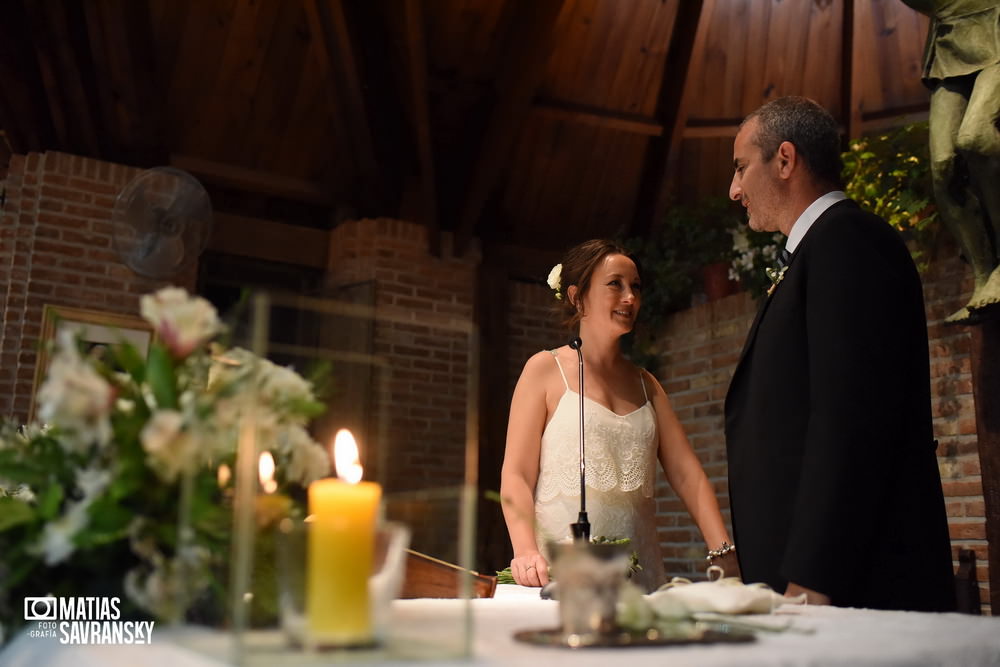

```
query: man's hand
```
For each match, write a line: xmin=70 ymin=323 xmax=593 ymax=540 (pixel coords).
xmin=785 ymin=581 xmax=830 ymax=605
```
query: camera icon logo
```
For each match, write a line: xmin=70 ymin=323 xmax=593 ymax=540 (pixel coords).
xmin=24 ymin=597 xmax=58 ymax=621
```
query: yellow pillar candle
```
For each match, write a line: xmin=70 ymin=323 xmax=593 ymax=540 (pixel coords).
xmin=306 ymin=477 xmax=381 ymax=645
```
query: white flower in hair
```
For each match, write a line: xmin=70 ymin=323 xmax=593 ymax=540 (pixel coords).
xmin=547 ymin=264 xmax=563 ymax=300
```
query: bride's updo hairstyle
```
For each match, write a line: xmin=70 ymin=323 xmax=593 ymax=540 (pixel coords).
xmin=557 ymin=239 xmax=636 ymax=330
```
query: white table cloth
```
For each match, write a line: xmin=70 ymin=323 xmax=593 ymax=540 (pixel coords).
xmin=2 ymin=584 xmax=999 ymax=666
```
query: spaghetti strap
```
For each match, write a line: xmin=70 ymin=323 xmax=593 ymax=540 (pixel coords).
xmin=639 ymin=371 xmax=649 ymax=402
xmin=549 ymin=349 xmax=570 ymax=390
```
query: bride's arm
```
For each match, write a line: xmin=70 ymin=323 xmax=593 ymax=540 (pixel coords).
xmin=645 ymin=370 xmax=737 ymax=574
xmin=500 ymin=353 xmax=552 ymax=587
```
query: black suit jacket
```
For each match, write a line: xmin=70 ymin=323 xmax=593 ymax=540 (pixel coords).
xmin=724 ymin=199 xmax=956 ymax=611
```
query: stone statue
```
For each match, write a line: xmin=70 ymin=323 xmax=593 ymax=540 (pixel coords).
xmin=901 ymin=0 xmax=1000 ymax=323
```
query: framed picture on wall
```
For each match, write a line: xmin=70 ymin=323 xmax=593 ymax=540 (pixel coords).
xmin=29 ymin=304 xmax=154 ymax=422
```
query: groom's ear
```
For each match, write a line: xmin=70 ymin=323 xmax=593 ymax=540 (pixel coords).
xmin=775 ymin=141 xmax=797 ymax=179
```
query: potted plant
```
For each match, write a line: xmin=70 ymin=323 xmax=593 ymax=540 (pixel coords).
xmin=621 ymin=197 xmax=742 ymax=369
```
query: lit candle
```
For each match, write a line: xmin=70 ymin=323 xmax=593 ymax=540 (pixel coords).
xmin=255 ymin=451 xmax=291 ymax=528
xmin=307 ymin=429 xmax=381 ymax=645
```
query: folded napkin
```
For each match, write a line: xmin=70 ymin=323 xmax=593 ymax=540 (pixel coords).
xmin=647 ymin=566 xmax=806 ymax=618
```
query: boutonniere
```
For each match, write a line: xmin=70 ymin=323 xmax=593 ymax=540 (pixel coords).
xmin=765 ymin=265 xmax=788 ymax=296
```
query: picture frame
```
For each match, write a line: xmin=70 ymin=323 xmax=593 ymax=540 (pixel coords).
xmin=29 ymin=304 xmax=155 ymax=422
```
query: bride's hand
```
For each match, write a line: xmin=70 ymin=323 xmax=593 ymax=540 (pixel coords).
xmin=510 ymin=552 xmax=550 ymax=587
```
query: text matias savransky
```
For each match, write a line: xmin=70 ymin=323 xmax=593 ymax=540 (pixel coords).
xmin=24 ymin=596 xmax=155 ymax=645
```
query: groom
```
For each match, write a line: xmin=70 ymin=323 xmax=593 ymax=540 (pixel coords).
xmin=723 ymin=96 xmax=955 ymax=611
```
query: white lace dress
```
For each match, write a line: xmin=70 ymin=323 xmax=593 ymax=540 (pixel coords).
xmin=534 ymin=350 xmax=667 ymax=592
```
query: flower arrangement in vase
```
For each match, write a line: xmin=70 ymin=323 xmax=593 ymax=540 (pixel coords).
xmin=0 ymin=288 xmax=331 ymax=640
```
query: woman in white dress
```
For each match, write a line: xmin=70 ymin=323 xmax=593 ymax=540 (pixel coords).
xmin=500 ymin=240 xmax=736 ymax=591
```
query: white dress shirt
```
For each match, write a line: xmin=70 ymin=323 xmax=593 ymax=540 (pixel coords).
xmin=785 ymin=191 xmax=847 ymax=254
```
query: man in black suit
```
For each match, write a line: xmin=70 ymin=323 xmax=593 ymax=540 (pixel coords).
xmin=724 ymin=96 xmax=956 ymax=611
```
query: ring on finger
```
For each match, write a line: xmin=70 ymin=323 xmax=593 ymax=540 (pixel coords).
xmin=526 ymin=565 xmax=535 ymax=570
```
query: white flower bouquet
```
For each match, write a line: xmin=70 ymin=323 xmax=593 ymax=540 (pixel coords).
xmin=0 ymin=288 xmax=330 ymax=634
xmin=727 ymin=227 xmax=786 ymax=299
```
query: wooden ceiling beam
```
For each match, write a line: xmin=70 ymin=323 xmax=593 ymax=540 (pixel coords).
xmin=677 ymin=102 xmax=930 ymax=141
xmin=24 ymin=2 xmax=102 ymax=158
xmin=84 ymin=0 xmax=167 ymax=165
xmin=22 ymin=2 xmax=72 ymax=152
xmin=532 ymin=98 xmax=664 ymax=136
xmin=454 ymin=0 xmax=567 ymax=256
xmin=0 ymin=84 xmax=49 ymax=156
xmin=304 ymin=0 xmax=381 ymax=212
xmin=841 ymin=0 xmax=862 ymax=144
xmin=208 ymin=212 xmax=329 ymax=269
xmin=402 ymin=0 xmax=441 ymax=255
xmin=682 ymin=119 xmax=742 ymax=139
xmin=483 ymin=242 xmax=561 ymax=284
xmin=0 ymin=131 xmax=13 ymax=171
xmin=630 ymin=0 xmax=714 ymax=237
xmin=170 ymin=153 xmax=334 ymax=206
xmin=82 ymin=1 xmax=122 ymax=158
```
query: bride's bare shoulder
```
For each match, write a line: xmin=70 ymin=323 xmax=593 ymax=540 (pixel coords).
xmin=637 ymin=366 xmax=666 ymax=397
xmin=519 ymin=348 xmax=567 ymax=381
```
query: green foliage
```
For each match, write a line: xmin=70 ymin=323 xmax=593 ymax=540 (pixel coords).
xmin=625 ymin=198 xmax=742 ymax=316
xmin=494 ymin=536 xmax=641 ymax=584
xmin=622 ymin=197 xmax=742 ymax=369
xmin=842 ymin=121 xmax=939 ymax=270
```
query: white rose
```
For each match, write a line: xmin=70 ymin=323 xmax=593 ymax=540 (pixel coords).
xmin=140 ymin=287 xmax=222 ymax=358
xmin=257 ymin=359 xmax=315 ymax=411
xmin=210 ymin=348 xmax=316 ymax=422
xmin=279 ymin=425 xmax=331 ymax=486
xmin=37 ymin=330 xmax=113 ymax=453
xmin=140 ymin=410 xmax=199 ymax=482
xmin=33 ymin=501 xmax=90 ymax=565
xmin=547 ymin=263 xmax=562 ymax=292
xmin=10 ymin=484 xmax=35 ymax=504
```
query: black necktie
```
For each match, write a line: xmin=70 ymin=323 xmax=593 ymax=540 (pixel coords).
xmin=776 ymin=248 xmax=791 ymax=271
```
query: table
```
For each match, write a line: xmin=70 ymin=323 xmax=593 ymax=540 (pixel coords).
xmin=2 ymin=585 xmax=999 ymax=666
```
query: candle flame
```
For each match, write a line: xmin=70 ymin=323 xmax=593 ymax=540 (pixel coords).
xmin=217 ymin=463 xmax=231 ymax=488
xmin=334 ymin=429 xmax=363 ymax=484
xmin=258 ymin=451 xmax=278 ymax=494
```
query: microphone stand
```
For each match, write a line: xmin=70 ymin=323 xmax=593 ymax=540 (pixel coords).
xmin=568 ymin=337 xmax=590 ymax=542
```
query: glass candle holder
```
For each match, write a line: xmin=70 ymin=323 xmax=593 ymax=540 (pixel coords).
xmin=277 ymin=519 xmax=410 ymax=649
xmin=549 ymin=541 xmax=629 ymax=640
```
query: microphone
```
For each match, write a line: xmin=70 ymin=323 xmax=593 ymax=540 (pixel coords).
xmin=568 ymin=337 xmax=590 ymax=542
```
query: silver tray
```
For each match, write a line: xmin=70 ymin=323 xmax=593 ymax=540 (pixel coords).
xmin=512 ymin=622 xmax=756 ymax=649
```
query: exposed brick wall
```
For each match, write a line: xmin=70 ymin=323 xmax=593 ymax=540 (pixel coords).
xmin=506 ymin=281 xmax=566 ymax=400
xmin=654 ymin=240 xmax=989 ymax=611
xmin=652 ymin=292 xmax=752 ymax=573
xmin=325 ymin=219 xmax=479 ymax=562
xmin=923 ymin=243 xmax=985 ymax=607
xmin=0 ymin=152 xmax=195 ymax=422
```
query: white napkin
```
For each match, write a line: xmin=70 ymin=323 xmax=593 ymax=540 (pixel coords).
xmin=646 ymin=566 xmax=805 ymax=617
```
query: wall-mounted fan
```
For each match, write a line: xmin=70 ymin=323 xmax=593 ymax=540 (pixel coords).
xmin=112 ymin=167 xmax=213 ymax=279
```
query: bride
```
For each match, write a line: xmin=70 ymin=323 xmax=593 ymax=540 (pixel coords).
xmin=500 ymin=239 xmax=735 ymax=591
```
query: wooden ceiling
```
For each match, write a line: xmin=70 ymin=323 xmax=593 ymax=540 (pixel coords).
xmin=0 ymin=0 xmax=930 ymax=267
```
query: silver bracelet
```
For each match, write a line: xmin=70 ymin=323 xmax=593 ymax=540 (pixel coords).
xmin=706 ymin=541 xmax=736 ymax=562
